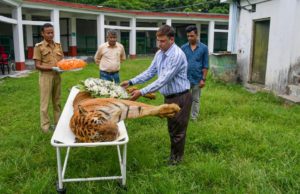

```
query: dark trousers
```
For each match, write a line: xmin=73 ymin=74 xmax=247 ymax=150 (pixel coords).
xmin=100 ymin=70 xmax=120 ymax=84
xmin=164 ymin=91 xmax=192 ymax=160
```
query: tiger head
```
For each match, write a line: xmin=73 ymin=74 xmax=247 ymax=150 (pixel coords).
xmin=77 ymin=105 xmax=110 ymax=125
xmin=71 ymin=105 xmax=119 ymax=142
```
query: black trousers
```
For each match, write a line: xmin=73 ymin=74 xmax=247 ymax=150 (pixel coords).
xmin=164 ymin=91 xmax=192 ymax=160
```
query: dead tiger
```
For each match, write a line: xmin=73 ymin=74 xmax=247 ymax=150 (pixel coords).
xmin=70 ymin=92 xmax=180 ymax=142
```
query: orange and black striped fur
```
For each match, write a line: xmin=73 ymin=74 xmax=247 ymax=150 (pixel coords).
xmin=70 ymin=92 xmax=180 ymax=142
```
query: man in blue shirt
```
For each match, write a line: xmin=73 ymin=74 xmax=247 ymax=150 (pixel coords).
xmin=181 ymin=25 xmax=209 ymax=121
xmin=121 ymin=25 xmax=192 ymax=165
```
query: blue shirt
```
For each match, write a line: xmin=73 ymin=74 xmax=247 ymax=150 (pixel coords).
xmin=130 ymin=43 xmax=190 ymax=96
xmin=181 ymin=41 xmax=209 ymax=85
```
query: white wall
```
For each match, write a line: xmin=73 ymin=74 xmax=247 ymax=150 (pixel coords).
xmin=237 ymin=0 xmax=300 ymax=93
xmin=290 ymin=0 xmax=300 ymax=76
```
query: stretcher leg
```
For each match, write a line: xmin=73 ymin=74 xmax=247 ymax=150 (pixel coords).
xmin=122 ymin=144 xmax=127 ymax=186
xmin=56 ymin=147 xmax=67 ymax=194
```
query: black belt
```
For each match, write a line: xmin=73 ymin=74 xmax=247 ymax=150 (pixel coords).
xmin=101 ymin=70 xmax=119 ymax=75
xmin=165 ymin=90 xmax=189 ymax=99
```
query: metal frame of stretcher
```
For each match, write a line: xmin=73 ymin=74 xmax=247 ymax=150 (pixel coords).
xmin=51 ymin=87 xmax=129 ymax=193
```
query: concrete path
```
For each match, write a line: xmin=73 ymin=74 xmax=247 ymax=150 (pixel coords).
xmin=0 ymin=70 xmax=33 ymax=79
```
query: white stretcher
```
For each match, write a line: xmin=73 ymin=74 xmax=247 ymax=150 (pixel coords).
xmin=51 ymin=87 xmax=129 ymax=193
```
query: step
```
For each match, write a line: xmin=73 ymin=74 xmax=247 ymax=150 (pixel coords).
xmin=287 ymin=84 xmax=300 ymax=96
xmin=25 ymin=59 xmax=35 ymax=70
xmin=245 ymin=83 xmax=271 ymax=93
xmin=278 ymin=94 xmax=300 ymax=104
xmin=293 ymin=74 xmax=300 ymax=84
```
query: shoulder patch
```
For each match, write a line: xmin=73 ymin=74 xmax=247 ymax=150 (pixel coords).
xmin=35 ymin=42 xmax=43 ymax=47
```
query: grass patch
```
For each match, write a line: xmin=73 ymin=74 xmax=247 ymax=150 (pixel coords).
xmin=0 ymin=58 xmax=300 ymax=193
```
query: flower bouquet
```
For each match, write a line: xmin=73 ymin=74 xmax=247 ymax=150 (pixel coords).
xmin=54 ymin=58 xmax=86 ymax=72
xmin=76 ymin=78 xmax=129 ymax=99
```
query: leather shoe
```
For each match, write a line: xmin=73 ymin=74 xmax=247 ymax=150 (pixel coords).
xmin=168 ymin=159 xmax=178 ymax=166
xmin=168 ymin=155 xmax=182 ymax=166
xmin=50 ymin=124 xmax=56 ymax=131
xmin=41 ymin=128 xmax=49 ymax=133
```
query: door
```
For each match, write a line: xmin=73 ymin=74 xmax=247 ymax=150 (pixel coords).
xmin=251 ymin=20 xmax=270 ymax=84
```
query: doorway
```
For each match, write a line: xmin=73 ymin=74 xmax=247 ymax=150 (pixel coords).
xmin=250 ymin=19 xmax=270 ymax=84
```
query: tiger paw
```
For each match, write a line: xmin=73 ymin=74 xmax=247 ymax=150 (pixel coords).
xmin=144 ymin=93 xmax=156 ymax=100
xmin=158 ymin=103 xmax=180 ymax=118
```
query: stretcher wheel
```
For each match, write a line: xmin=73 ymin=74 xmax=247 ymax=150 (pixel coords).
xmin=56 ymin=182 xmax=66 ymax=194
xmin=56 ymin=187 xmax=66 ymax=194
xmin=117 ymin=180 xmax=128 ymax=190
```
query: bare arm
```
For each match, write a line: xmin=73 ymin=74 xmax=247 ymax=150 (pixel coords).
xmin=34 ymin=60 xmax=53 ymax=71
xmin=199 ymin=68 xmax=208 ymax=88
xmin=202 ymin=68 xmax=208 ymax=80
xmin=120 ymin=46 xmax=126 ymax=62
xmin=199 ymin=46 xmax=209 ymax=88
xmin=94 ymin=47 xmax=102 ymax=65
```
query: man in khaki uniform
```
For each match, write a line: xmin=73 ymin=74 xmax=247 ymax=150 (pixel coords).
xmin=94 ymin=29 xmax=126 ymax=84
xmin=33 ymin=23 xmax=64 ymax=133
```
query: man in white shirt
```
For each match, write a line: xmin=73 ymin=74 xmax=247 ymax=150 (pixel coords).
xmin=121 ymin=25 xmax=192 ymax=165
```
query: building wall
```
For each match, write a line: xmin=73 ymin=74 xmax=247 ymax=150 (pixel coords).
xmin=237 ymin=0 xmax=300 ymax=93
xmin=290 ymin=0 xmax=300 ymax=79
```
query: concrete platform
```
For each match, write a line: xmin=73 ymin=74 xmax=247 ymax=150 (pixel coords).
xmin=0 ymin=70 xmax=33 ymax=79
xmin=278 ymin=94 xmax=300 ymax=104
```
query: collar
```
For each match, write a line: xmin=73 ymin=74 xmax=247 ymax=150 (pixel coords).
xmin=189 ymin=41 xmax=200 ymax=48
xmin=105 ymin=42 xmax=117 ymax=48
xmin=163 ymin=43 xmax=175 ymax=57
xmin=42 ymin=40 xmax=55 ymax=47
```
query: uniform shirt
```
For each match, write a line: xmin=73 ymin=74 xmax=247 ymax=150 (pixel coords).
xmin=181 ymin=41 xmax=209 ymax=85
xmin=94 ymin=42 xmax=126 ymax=72
xmin=33 ymin=40 xmax=64 ymax=68
xmin=130 ymin=43 xmax=190 ymax=96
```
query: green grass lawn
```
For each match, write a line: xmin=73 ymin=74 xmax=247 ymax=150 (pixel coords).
xmin=0 ymin=58 xmax=300 ymax=194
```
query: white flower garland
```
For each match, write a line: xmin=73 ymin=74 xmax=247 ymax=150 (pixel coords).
xmin=77 ymin=78 xmax=129 ymax=99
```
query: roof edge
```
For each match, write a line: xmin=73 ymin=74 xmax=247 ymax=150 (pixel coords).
xmin=23 ymin=0 xmax=229 ymax=19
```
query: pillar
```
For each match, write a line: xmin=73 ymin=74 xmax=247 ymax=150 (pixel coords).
xmin=116 ymin=21 xmax=121 ymax=42
xmin=68 ymin=17 xmax=77 ymax=56
xmin=208 ymin=20 xmax=215 ymax=53
xmin=12 ymin=7 xmax=25 ymax=70
xmin=129 ymin=17 xmax=136 ymax=59
xmin=166 ymin=19 xmax=172 ymax=26
xmin=227 ymin=1 xmax=239 ymax=53
xmin=196 ymin=23 xmax=201 ymax=41
xmin=25 ymin=15 xmax=33 ymax=59
xmin=97 ymin=14 xmax=105 ymax=46
xmin=51 ymin=9 xmax=60 ymax=43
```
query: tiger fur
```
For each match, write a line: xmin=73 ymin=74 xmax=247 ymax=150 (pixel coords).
xmin=126 ymin=86 xmax=156 ymax=99
xmin=70 ymin=92 xmax=180 ymax=143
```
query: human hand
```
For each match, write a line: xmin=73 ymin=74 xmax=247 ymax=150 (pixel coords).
xmin=120 ymin=80 xmax=130 ymax=88
xmin=129 ymin=89 xmax=141 ymax=101
xmin=126 ymin=86 xmax=156 ymax=100
xmin=199 ymin=80 xmax=205 ymax=88
xmin=52 ymin=66 xmax=64 ymax=73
